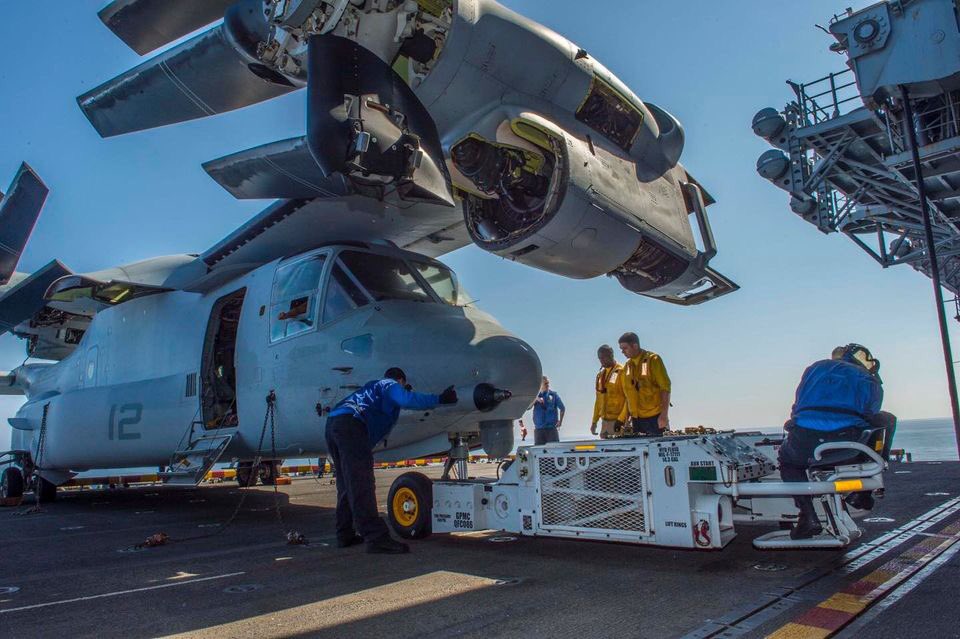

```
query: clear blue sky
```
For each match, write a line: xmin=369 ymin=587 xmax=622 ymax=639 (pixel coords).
xmin=1 ymin=0 xmax=956 ymax=448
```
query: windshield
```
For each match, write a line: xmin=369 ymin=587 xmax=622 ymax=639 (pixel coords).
xmin=411 ymin=261 xmax=459 ymax=305
xmin=339 ymin=251 xmax=433 ymax=303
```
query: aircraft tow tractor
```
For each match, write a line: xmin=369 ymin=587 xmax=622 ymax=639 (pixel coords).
xmin=386 ymin=432 xmax=889 ymax=551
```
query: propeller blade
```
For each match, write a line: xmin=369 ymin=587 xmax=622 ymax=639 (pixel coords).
xmin=0 ymin=163 xmax=49 ymax=286
xmin=78 ymin=6 xmax=295 ymax=138
xmin=306 ymin=35 xmax=454 ymax=207
xmin=98 ymin=0 xmax=236 ymax=55
xmin=203 ymin=136 xmax=351 ymax=200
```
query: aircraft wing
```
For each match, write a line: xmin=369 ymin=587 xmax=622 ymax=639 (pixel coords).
xmin=0 ymin=372 xmax=21 ymax=396
xmin=186 ymin=133 xmax=471 ymax=293
xmin=0 ymin=260 xmax=72 ymax=336
xmin=187 ymin=195 xmax=469 ymax=292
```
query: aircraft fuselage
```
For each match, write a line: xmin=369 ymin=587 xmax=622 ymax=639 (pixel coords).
xmin=9 ymin=244 xmax=540 ymax=481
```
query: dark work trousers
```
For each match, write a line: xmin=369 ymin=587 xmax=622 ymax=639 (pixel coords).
xmin=778 ymin=424 xmax=864 ymax=510
xmin=534 ymin=426 xmax=560 ymax=445
xmin=324 ymin=414 xmax=390 ymax=542
xmin=630 ymin=414 xmax=661 ymax=437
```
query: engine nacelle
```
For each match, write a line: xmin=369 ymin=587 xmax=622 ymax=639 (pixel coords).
xmin=450 ymin=110 xmax=737 ymax=305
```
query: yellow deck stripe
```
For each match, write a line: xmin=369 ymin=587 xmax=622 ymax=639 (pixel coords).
xmin=817 ymin=593 xmax=866 ymax=614
xmin=766 ymin=622 xmax=832 ymax=639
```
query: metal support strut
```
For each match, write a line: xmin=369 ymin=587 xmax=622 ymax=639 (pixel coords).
xmin=901 ymin=85 xmax=960 ymax=456
xmin=441 ymin=435 xmax=470 ymax=480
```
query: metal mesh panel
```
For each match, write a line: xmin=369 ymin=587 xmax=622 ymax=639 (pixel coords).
xmin=538 ymin=454 xmax=645 ymax=533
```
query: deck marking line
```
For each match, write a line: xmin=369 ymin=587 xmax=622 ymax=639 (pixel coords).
xmin=767 ymin=623 xmax=832 ymax=639
xmin=765 ymin=519 xmax=960 ymax=638
xmin=0 ymin=571 xmax=245 ymax=614
xmin=681 ymin=496 xmax=960 ymax=638
xmin=832 ymin=531 xmax=960 ymax=637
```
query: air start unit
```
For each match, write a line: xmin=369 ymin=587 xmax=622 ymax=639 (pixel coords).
xmin=387 ymin=433 xmax=890 ymax=551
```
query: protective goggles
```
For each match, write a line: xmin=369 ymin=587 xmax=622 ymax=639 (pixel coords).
xmin=842 ymin=343 xmax=880 ymax=375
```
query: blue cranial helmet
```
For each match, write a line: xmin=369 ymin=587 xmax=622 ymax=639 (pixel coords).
xmin=836 ymin=343 xmax=880 ymax=376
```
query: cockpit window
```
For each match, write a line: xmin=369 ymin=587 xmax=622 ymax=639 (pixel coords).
xmin=411 ymin=262 xmax=459 ymax=305
xmin=270 ymin=255 xmax=326 ymax=341
xmin=338 ymin=251 xmax=433 ymax=303
xmin=322 ymin=263 xmax=371 ymax=324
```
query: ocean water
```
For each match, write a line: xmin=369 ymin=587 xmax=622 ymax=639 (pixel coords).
xmin=751 ymin=417 xmax=960 ymax=462
xmin=891 ymin=417 xmax=959 ymax=461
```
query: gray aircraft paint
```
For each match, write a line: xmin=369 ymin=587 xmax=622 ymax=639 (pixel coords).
xmin=8 ymin=244 xmax=540 ymax=478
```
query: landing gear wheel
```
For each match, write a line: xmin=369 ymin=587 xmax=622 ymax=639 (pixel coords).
xmin=236 ymin=463 xmax=255 ymax=487
xmin=1 ymin=467 xmax=25 ymax=502
xmin=387 ymin=471 xmax=433 ymax=539
xmin=258 ymin=461 xmax=279 ymax=486
xmin=37 ymin=476 xmax=57 ymax=503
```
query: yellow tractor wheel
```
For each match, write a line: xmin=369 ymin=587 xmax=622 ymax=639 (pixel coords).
xmin=387 ymin=472 xmax=433 ymax=539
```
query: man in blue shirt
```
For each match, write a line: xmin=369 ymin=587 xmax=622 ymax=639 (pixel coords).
xmin=326 ymin=367 xmax=457 ymax=553
xmin=532 ymin=376 xmax=565 ymax=445
xmin=779 ymin=344 xmax=887 ymax=540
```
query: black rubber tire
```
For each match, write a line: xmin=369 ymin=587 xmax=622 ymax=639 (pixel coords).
xmin=387 ymin=471 xmax=433 ymax=539
xmin=37 ymin=476 xmax=57 ymax=503
xmin=1 ymin=467 xmax=25 ymax=501
xmin=235 ymin=463 xmax=256 ymax=487
xmin=258 ymin=461 xmax=279 ymax=486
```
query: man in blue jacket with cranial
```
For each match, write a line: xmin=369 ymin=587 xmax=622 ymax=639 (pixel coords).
xmin=779 ymin=344 xmax=889 ymax=540
xmin=325 ymin=367 xmax=457 ymax=554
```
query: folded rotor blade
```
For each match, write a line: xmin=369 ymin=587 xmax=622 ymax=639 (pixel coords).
xmin=203 ymin=136 xmax=351 ymax=200
xmin=78 ymin=23 xmax=295 ymax=138
xmin=0 ymin=164 xmax=49 ymax=286
xmin=98 ymin=0 xmax=236 ymax=55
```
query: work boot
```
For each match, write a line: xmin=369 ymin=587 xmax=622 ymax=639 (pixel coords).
xmin=336 ymin=533 xmax=364 ymax=548
xmin=845 ymin=491 xmax=875 ymax=512
xmin=790 ymin=499 xmax=823 ymax=540
xmin=366 ymin=535 xmax=410 ymax=554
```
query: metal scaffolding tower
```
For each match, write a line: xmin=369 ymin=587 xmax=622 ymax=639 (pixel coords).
xmin=752 ymin=0 xmax=960 ymax=451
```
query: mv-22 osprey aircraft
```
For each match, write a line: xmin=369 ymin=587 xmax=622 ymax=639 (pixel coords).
xmin=0 ymin=0 xmax=737 ymax=503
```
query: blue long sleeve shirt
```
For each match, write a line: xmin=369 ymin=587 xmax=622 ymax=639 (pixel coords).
xmin=791 ymin=359 xmax=883 ymax=432
xmin=533 ymin=390 xmax=565 ymax=429
xmin=328 ymin=378 xmax=439 ymax=447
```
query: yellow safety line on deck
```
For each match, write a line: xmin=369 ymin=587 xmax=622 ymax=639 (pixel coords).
xmin=767 ymin=624 xmax=832 ymax=639
xmin=816 ymin=593 xmax=866 ymax=615
xmin=765 ymin=518 xmax=960 ymax=638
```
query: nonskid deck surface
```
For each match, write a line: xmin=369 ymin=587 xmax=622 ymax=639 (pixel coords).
xmin=1 ymin=462 xmax=957 ymax=639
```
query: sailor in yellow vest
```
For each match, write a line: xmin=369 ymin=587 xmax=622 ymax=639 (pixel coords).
xmin=617 ymin=332 xmax=671 ymax=436
xmin=590 ymin=345 xmax=626 ymax=439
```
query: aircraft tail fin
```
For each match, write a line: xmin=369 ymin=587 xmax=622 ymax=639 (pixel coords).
xmin=0 ymin=163 xmax=49 ymax=286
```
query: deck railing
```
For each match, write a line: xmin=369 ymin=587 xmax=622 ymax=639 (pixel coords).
xmin=789 ymin=67 xmax=860 ymax=125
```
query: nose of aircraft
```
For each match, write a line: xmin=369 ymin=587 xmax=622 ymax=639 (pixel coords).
xmin=365 ymin=302 xmax=541 ymax=415
xmin=363 ymin=302 xmax=541 ymax=457
xmin=471 ymin=332 xmax=542 ymax=410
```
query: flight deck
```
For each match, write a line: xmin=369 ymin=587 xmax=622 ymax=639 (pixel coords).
xmin=2 ymin=461 xmax=958 ymax=639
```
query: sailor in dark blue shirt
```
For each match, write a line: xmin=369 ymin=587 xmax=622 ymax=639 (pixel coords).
xmin=779 ymin=344 xmax=888 ymax=540
xmin=532 ymin=376 xmax=565 ymax=445
xmin=325 ymin=367 xmax=457 ymax=554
